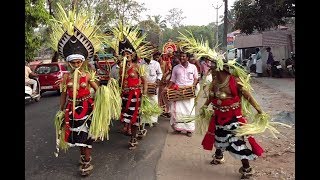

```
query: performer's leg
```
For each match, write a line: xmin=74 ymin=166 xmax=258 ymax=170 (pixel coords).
xmin=129 ymin=125 xmax=138 ymax=150
xmin=79 ymin=147 xmax=93 ymax=176
xmin=79 ymin=147 xmax=85 ymax=165
xmin=137 ymin=123 xmax=147 ymax=139
xmin=239 ymin=159 xmax=254 ymax=179
xmin=210 ymin=149 xmax=225 ymax=165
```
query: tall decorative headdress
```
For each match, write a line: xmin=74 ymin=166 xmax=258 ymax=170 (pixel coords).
xmin=118 ymin=37 xmax=136 ymax=55
xmin=48 ymin=3 xmax=106 ymax=62
xmin=104 ymin=22 xmax=155 ymax=59
xmin=177 ymin=30 xmax=290 ymax=137
xmin=163 ymin=40 xmax=177 ymax=54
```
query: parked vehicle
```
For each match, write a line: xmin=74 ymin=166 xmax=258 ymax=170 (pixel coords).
xmin=34 ymin=62 xmax=69 ymax=94
xmin=282 ymin=52 xmax=296 ymax=77
xmin=271 ymin=61 xmax=283 ymax=78
xmin=25 ymin=77 xmax=41 ymax=102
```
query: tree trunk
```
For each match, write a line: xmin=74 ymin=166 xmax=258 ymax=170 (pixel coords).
xmin=223 ymin=0 xmax=228 ymax=48
xmin=48 ymin=0 xmax=54 ymax=16
xmin=71 ymin=0 xmax=78 ymax=11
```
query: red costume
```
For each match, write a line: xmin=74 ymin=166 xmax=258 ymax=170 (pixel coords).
xmin=120 ymin=65 xmax=142 ymax=125
xmin=201 ymin=75 xmax=264 ymax=157
xmin=64 ymin=73 xmax=94 ymax=147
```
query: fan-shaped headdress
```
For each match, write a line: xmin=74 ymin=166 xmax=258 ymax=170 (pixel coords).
xmin=48 ymin=3 xmax=106 ymax=62
xmin=104 ymin=22 xmax=155 ymax=59
xmin=118 ymin=37 xmax=136 ymax=55
xmin=163 ymin=40 xmax=177 ymax=54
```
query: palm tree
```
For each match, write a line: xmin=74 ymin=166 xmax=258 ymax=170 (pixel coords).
xmin=147 ymin=15 xmax=167 ymax=47
xmin=148 ymin=15 xmax=167 ymax=30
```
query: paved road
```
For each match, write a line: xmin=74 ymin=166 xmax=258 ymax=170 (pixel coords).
xmin=25 ymin=92 xmax=169 ymax=180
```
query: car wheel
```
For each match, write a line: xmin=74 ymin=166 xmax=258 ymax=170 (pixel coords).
xmin=57 ymin=90 xmax=61 ymax=95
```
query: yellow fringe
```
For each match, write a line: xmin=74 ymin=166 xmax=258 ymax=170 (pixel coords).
xmin=89 ymin=78 xmax=121 ymax=140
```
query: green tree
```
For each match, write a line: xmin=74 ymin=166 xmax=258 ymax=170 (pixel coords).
xmin=234 ymin=0 xmax=295 ymax=34
xmin=148 ymin=15 xmax=167 ymax=29
xmin=161 ymin=25 xmax=216 ymax=49
xmin=144 ymin=15 xmax=167 ymax=47
xmin=138 ymin=19 xmax=161 ymax=45
xmin=108 ymin=0 xmax=146 ymax=25
xmin=165 ymin=8 xmax=186 ymax=28
xmin=25 ymin=0 xmax=50 ymax=61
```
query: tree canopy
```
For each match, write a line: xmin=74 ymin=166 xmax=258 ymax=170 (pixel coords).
xmin=233 ymin=0 xmax=295 ymax=34
xmin=25 ymin=0 xmax=50 ymax=61
xmin=165 ymin=8 xmax=186 ymax=28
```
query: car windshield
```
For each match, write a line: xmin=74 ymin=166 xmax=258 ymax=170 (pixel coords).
xmin=35 ymin=65 xmax=59 ymax=74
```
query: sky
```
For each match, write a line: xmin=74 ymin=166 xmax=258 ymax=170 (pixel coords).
xmin=135 ymin=0 xmax=237 ymax=26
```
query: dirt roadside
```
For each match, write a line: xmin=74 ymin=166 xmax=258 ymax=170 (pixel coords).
xmin=156 ymin=77 xmax=295 ymax=180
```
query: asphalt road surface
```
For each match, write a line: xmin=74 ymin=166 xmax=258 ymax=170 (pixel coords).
xmin=25 ymin=92 xmax=169 ymax=180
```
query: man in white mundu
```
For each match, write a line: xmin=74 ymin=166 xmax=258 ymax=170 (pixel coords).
xmin=166 ymin=51 xmax=199 ymax=137
xmin=141 ymin=57 xmax=163 ymax=124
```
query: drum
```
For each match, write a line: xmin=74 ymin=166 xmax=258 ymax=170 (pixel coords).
xmin=166 ymin=86 xmax=196 ymax=101
xmin=147 ymin=83 xmax=157 ymax=95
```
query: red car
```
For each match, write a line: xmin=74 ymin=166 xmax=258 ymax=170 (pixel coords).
xmin=34 ymin=62 xmax=69 ymax=94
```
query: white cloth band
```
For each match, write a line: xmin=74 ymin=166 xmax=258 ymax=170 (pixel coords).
xmin=66 ymin=54 xmax=85 ymax=62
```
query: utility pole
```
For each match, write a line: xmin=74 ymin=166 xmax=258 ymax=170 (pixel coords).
xmin=213 ymin=1 xmax=222 ymax=46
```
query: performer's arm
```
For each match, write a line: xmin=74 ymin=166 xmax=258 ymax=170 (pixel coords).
xmin=141 ymin=76 xmax=148 ymax=95
xmin=203 ymin=83 xmax=214 ymax=106
xmin=193 ymin=66 xmax=199 ymax=86
xmin=156 ymin=62 xmax=163 ymax=83
xmin=167 ymin=81 xmax=174 ymax=89
xmin=166 ymin=67 xmax=176 ymax=88
xmin=236 ymin=78 xmax=263 ymax=114
xmin=88 ymin=73 xmax=99 ymax=91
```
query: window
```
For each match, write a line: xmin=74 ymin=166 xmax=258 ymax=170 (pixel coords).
xmin=35 ymin=65 xmax=60 ymax=74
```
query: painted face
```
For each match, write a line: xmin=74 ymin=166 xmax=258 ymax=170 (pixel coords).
xmin=69 ymin=59 xmax=83 ymax=69
xmin=123 ymin=51 xmax=133 ymax=61
xmin=180 ymin=53 xmax=188 ymax=63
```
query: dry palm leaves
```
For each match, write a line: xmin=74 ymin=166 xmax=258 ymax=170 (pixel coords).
xmin=48 ymin=3 xmax=106 ymax=53
xmin=103 ymin=22 xmax=155 ymax=58
xmin=53 ymin=110 xmax=68 ymax=157
xmin=90 ymin=78 xmax=122 ymax=141
xmin=140 ymin=95 xmax=163 ymax=126
xmin=234 ymin=113 xmax=291 ymax=138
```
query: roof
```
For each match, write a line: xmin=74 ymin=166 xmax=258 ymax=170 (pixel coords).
xmin=227 ymin=30 xmax=241 ymax=37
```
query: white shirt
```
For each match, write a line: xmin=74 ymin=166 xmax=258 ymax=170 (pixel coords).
xmin=140 ymin=59 xmax=163 ymax=83
xmin=25 ymin=66 xmax=32 ymax=82
xmin=170 ymin=62 xmax=199 ymax=86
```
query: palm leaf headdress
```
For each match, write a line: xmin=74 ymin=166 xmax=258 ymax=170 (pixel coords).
xmin=48 ymin=3 xmax=106 ymax=119
xmin=104 ymin=22 xmax=155 ymax=59
xmin=48 ymin=3 xmax=106 ymax=59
